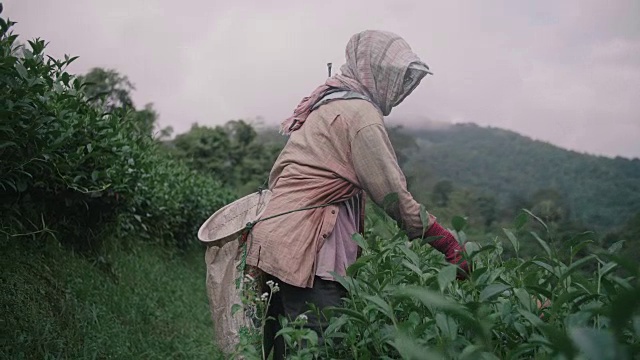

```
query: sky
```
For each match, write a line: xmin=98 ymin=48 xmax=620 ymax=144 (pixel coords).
xmin=5 ymin=0 xmax=640 ymax=158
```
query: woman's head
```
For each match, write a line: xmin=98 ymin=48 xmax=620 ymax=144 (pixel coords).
xmin=339 ymin=30 xmax=431 ymax=115
xmin=280 ymin=30 xmax=431 ymax=134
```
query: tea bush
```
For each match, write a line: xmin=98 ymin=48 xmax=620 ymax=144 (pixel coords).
xmin=0 ymin=13 xmax=232 ymax=249
xmin=254 ymin=208 xmax=639 ymax=359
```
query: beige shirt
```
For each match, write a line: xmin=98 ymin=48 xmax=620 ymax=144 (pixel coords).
xmin=246 ymin=99 xmax=435 ymax=288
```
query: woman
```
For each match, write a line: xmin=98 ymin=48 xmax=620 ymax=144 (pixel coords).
xmin=246 ymin=30 xmax=469 ymax=358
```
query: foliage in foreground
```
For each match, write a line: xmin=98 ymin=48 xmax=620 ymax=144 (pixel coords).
xmin=241 ymin=209 xmax=639 ymax=359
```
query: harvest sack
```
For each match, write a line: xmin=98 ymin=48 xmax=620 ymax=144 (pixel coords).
xmin=198 ymin=190 xmax=272 ymax=354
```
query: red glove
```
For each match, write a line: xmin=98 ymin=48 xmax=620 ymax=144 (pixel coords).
xmin=425 ymin=222 xmax=471 ymax=280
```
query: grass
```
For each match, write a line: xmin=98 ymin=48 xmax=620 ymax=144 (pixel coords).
xmin=0 ymin=238 xmax=223 ymax=359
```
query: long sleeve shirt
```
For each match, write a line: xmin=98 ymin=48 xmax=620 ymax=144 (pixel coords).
xmin=245 ymin=99 xmax=435 ymax=288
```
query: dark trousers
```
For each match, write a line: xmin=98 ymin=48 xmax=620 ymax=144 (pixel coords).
xmin=262 ymin=274 xmax=347 ymax=360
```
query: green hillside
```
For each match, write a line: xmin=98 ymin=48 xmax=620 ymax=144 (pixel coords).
xmin=393 ymin=123 xmax=640 ymax=231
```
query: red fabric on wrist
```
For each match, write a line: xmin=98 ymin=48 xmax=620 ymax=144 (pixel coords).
xmin=425 ymin=222 xmax=470 ymax=279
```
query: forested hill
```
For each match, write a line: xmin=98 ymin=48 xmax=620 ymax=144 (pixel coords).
xmin=393 ymin=122 xmax=640 ymax=230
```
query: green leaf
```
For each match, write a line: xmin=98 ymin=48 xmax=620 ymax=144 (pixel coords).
xmin=324 ymin=315 xmax=348 ymax=336
xmin=569 ymin=327 xmax=618 ymax=360
xmin=391 ymin=330 xmax=445 ymax=360
xmin=503 ymin=228 xmax=519 ymax=254
xmin=402 ymin=260 xmax=423 ymax=277
xmin=16 ymin=180 xmax=28 ymax=192
xmin=365 ymin=295 xmax=395 ymax=321
xmin=435 ymin=313 xmax=458 ymax=340
xmin=86 ymin=143 xmax=93 ymax=153
xmin=530 ymin=231 xmax=552 ymax=257
xmin=557 ymin=254 xmax=596 ymax=285
xmin=551 ymin=290 xmax=591 ymax=315
xmin=480 ymin=283 xmax=511 ymax=302
xmin=514 ymin=288 xmax=533 ymax=312
xmin=451 ymin=216 xmax=467 ymax=232
xmin=596 ymin=253 xmax=639 ymax=277
xmin=522 ymin=209 xmax=549 ymax=233
xmin=61 ymin=72 xmax=70 ymax=86
xmin=437 ymin=265 xmax=457 ymax=292
xmin=394 ymin=287 xmax=483 ymax=337
xmin=460 ymin=344 xmax=483 ymax=360
xmin=518 ymin=309 xmax=544 ymax=328
xmin=513 ymin=211 xmax=528 ymax=230
xmin=471 ymin=266 xmax=489 ymax=284
xmin=467 ymin=244 xmax=495 ymax=260
xmin=610 ymin=284 xmax=640 ymax=337
xmin=351 ymin=232 xmax=368 ymax=251
xmin=395 ymin=287 xmax=462 ymax=312
xmin=324 ymin=307 xmax=368 ymax=325
xmin=399 ymin=245 xmax=420 ymax=266
xmin=346 ymin=254 xmax=375 ymax=277
xmin=15 ymin=62 xmax=28 ymax=79
xmin=91 ymin=170 xmax=100 ymax=182
xmin=607 ymin=240 xmax=625 ymax=254
xmin=532 ymin=260 xmax=557 ymax=277
xmin=0 ymin=141 xmax=18 ymax=149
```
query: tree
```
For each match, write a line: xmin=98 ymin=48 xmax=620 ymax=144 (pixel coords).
xmin=530 ymin=188 xmax=569 ymax=225
xmin=432 ymin=180 xmax=454 ymax=207
xmin=80 ymin=68 xmax=135 ymax=111
xmin=169 ymin=120 xmax=280 ymax=194
xmin=79 ymin=68 xmax=171 ymax=138
xmin=475 ymin=195 xmax=498 ymax=229
xmin=387 ymin=125 xmax=418 ymax=167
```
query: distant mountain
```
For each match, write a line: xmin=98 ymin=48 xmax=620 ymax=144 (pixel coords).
xmin=395 ymin=122 xmax=640 ymax=230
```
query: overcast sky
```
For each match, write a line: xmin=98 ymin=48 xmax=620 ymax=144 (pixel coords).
xmin=5 ymin=0 xmax=640 ymax=158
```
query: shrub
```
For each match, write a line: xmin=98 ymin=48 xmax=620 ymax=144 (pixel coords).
xmin=246 ymin=209 xmax=639 ymax=359
xmin=0 ymin=12 xmax=232 ymax=248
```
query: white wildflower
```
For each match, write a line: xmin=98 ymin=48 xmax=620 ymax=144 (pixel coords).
xmin=272 ymin=283 xmax=280 ymax=293
xmin=266 ymin=280 xmax=274 ymax=287
xmin=297 ymin=314 xmax=308 ymax=322
xmin=260 ymin=292 xmax=269 ymax=301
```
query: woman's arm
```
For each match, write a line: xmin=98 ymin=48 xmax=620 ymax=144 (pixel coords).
xmin=350 ymin=123 xmax=470 ymax=277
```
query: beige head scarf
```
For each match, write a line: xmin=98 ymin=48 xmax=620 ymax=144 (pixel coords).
xmin=281 ymin=30 xmax=431 ymax=134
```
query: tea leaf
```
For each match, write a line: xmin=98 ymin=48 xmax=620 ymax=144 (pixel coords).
xmin=352 ymin=232 xmax=368 ymax=250
xmin=530 ymin=231 xmax=552 ymax=257
xmin=402 ymin=260 xmax=424 ymax=277
xmin=522 ymin=209 xmax=549 ymax=233
xmin=557 ymin=254 xmax=596 ymax=285
xmin=569 ymin=327 xmax=618 ymax=360
xmin=324 ymin=307 xmax=368 ymax=325
xmin=607 ymin=240 xmax=625 ymax=254
xmin=435 ymin=313 xmax=458 ymax=340
xmin=346 ymin=254 xmax=375 ymax=277
xmin=513 ymin=211 xmax=528 ymax=230
xmin=503 ymin=228 xmax=519 ymax=254
xmin=451 ymin=216 xmax=467 ymax=232
xmin=365 ymin=295 xmax=395 ymax=322
xmin=437 ymin=265 xmax=457 ymax=292
xmin=391 ymin=330 xmax=445 ymax=360
xmin=15 ymin=62 xmax=28 ymax=79
xmin=480 ymin=283 xmax=511 ymax=302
